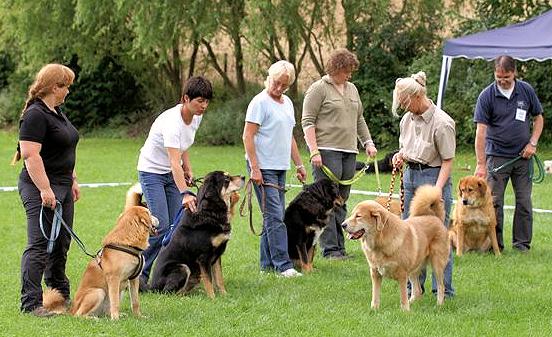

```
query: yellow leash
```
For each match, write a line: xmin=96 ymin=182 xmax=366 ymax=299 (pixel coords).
xmin=373 ymin=155 xmax=382 ymax=195
xmin=320 ymin=155 xmax=378 ymax=186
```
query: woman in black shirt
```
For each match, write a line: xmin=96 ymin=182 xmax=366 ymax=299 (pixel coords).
xmin=12 ymin=64 xmax=79 ymax=317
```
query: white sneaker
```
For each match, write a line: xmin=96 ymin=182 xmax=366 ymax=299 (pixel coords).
xmin=279 ymin=268 xmax=303 ymax=278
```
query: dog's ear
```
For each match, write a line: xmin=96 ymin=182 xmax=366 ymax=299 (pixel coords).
xmin=372 ymin=211 xmax=384 ymax=231
xmin=478 ymin=179 xmax=487 ymax=195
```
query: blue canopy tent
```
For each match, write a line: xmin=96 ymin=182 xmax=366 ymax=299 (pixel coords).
xmin=437 ymin=9 xmax=552 ymax=108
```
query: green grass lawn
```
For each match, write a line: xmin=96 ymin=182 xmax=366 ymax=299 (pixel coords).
xmin=1 ymin=131 xmax=551 ymax=336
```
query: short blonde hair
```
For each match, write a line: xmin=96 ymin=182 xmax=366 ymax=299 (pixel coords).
xmin=264 ymin=60 xmax=296 ymax=90
xmin=325 ymin=49 xmax=359 ymax=76
xmin=391 ymin=71 xmax=427 ymax=117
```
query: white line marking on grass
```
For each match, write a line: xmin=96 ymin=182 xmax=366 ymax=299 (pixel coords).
xmin=2 ymin=181 xmax=551 ymax=214
xmin=0 ymin=182 xmax=132 ymax=192
xmin=286 ymin=183 xmax=552 ymax=214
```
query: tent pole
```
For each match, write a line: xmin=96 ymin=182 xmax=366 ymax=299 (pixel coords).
xmin=437 ymin=56 xmax=452 ymax=109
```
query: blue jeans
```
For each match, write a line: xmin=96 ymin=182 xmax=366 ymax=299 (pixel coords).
xmin=312 ymin=150 xmax=356 ymax=257
xmin=138 ymin=171 xmax=182 ymax=281
xmin=247 ymin=165 xmax=293 ymax=273
xmin=403 ymin=166 xmax=455 ymax=297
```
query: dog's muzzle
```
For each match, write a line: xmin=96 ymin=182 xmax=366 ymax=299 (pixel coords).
xmin=334 ymin=196 xmax=345 ymax=208
xmin=341 ymin=221 xmax=365 ymax=240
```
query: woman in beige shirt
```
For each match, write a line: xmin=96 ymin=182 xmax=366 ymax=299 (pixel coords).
xmin=301 ymin=48 xmax=377 ymax=259
xmin=391 ymin=71 xmax=455 ymax=298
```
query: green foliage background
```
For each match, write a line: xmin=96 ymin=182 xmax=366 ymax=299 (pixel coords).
xmin=0 ymin=0 xmax=550 ymax=146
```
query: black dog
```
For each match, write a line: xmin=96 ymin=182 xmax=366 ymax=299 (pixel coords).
xmin=355 ymin=150 xmax=399 ymax=173
xmin=284 ymin=179 xmax=343 ymax=272
xmin=150 ymin=171 xmax=244 ymax=298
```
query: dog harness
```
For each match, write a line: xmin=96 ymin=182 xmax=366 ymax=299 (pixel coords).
xmin=97 ymin=244 xmax=145 ymax=280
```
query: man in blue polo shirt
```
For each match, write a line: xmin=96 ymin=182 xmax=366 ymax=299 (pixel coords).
xmin=474 ymin=55 xmax=544 ymax=253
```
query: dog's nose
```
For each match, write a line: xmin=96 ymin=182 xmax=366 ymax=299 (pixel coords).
xmin=341 ymin=221 xmax=348 ymax=229
xmin=462 ymin=199 xmax=469 ymax=205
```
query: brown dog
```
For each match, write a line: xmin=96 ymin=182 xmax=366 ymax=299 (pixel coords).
xmin=342 ymin=185 xmax=449 ymax=311
xmin=449 ymin=176 xmax=500 ymax=256
xmin=43 ymin=206 xmax=159 ymax=319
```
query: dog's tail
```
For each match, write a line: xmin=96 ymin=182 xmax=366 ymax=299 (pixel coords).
xmin=42 ymin=288 xmax=68 ymax=314
xmin=125 ymin=182 xmax=144 ymax=210
xmin=409 ymin=185 xmax=445 ymax=221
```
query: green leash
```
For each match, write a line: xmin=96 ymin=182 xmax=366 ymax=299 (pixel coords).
xmin=321 ymin=156 xmax=378 ymax=186
xmin=490 ymin=154 xmax=545 ymax=184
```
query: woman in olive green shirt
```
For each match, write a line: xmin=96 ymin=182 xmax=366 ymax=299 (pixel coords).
xmin=301 ymin=48 xmax=377 ymax=259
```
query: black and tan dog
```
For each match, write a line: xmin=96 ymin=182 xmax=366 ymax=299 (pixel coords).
xmin=150 ymin=171 xmax=244 ymax=298
xmin=43 ymin=206 xmax=159 ymax=319
xmin=284 ymin=179 xmax=343 ymax=272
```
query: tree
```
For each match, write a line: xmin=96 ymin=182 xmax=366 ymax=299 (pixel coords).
xmin=347 ymin=0 xmax=446 ymax=147
xmin=245 ymin=0 xmax=340 ymax=98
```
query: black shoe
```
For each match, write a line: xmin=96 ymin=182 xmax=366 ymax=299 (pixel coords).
xmin=27 ymin=306 xmax=55 ymax=318
xmin=513 ymin=245 xmax=530 ymax=253
xmin=325 ymin=252 xmax=350 ymax=261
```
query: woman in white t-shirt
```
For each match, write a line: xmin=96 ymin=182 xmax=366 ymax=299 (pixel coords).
xmin=242 ymin=60 xmax=306 ymax=278
xmin=137 ymin=76 xmax=213 ymax=289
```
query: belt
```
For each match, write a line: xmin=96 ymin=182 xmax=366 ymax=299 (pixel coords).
xmin=406 ymin=162 xmax=440 ymax=170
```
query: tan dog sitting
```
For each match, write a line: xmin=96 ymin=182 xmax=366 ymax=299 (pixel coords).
xmin=43 ymin=206 xmax=159 ymax=319
xmin=449 ymin=176 xmax=500 ymax=256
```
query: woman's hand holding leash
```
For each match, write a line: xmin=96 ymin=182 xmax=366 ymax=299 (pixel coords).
xmin=40 ymin=187 xmax=57 ymax=209
xmin=310 ymin=152 xmax=323 ymax=168
xmin=366 ymin=145 xmax=378 ymax=158
xmin=182 ymin=194 xmax=197 ymax=213
xmin=250 ymin=167 xmax=264 ymax=185
xmin=392 ymin=152 xmax=404 ymax=168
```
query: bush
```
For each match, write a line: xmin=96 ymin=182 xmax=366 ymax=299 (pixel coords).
xmin=350 ymin=0 xmax=445 ymax=149
xmin=195 ymin=86 xmax=262 ymax=146
xmin=64 ymin=56 xmax=147 ymax=131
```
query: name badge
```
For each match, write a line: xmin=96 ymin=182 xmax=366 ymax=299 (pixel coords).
xmin=515 ymin=108 xmax=527 ymax=122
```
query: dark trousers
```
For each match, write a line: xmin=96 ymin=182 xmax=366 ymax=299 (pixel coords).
xmin=312 ymin=150 xmax=356 ymax=257
xmin=487 ymin=156 xmax=533 ymax=250
xmin=18 ymin=177 xmax=74 ymax=312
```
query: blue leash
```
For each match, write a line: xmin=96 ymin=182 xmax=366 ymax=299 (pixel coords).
xmin=39 ymin=200 xmax=96 ymax=258
xmin=161 ymin=206 xmax=184 ymax=246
